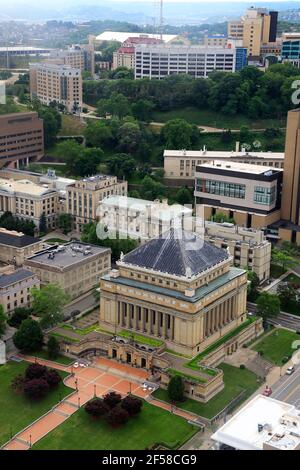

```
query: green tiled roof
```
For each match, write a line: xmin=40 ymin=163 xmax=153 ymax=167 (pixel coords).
xmin=102 ymin=267 xmax=245 ymax=304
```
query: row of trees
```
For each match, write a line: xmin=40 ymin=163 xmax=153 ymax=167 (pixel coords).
xmin=84 ymin=64 xmax=300 ymax=119
xmin=0 ymin=212 xmax=36 ymax=236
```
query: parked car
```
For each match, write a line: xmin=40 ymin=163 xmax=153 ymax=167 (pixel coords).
xmin=286 ymin=366 xmax=295 ymax=375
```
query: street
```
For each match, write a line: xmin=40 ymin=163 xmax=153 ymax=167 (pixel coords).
xmin=247 ymin=302 xmax=300 ymax=331
xmin=63 ymin=291 xmax=98 ymax=318
xmin=271 ymin=365 xmax=300 ymax=408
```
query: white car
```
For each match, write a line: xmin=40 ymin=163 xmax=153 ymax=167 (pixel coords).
xmin=286 ymin=366 xmax=295 ymax=375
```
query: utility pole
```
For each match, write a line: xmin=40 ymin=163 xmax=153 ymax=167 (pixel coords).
xmin=159 ymin=0 xmax=163 ymax=42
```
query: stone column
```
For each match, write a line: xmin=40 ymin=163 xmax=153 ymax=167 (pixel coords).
xmin=126 ymin=304 xmax=131 ymax=329
xmin=154 ymin=311 xmax=159 ymax=336
xmin=170 ymin=315 xmax=175 ymax=340
xmin=142 ymin=308 xmax=146 ymax=332
xmin=163 ymin=313 xmax=168 ymax=339
xmin=147 ymin=310 xmax=152 ymax=335
xmin=135 ymin=305 xmax=139 ymax=330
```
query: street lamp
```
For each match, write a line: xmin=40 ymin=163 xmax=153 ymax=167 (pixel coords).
xmin=29 ymin=434 xmax=32 ymax=448
xmin=94 ymin=384 xmax=97 ymax=397
xmin=78 ymin=397 xmax=81 ymax=408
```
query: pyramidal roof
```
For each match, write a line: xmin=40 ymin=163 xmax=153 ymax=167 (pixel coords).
xmin=121 ymin=228 xmax=229 ymax=278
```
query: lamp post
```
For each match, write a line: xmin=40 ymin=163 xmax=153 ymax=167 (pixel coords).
xmin=29 ymin=434 xmax=32 ymax=448
xmin=75 ymin=378 xmax=78 ymax=392
xmin=94 ymin=384 xmax=96 ymax=398
xmin=78 ymin=397 xmax=81 ymax=409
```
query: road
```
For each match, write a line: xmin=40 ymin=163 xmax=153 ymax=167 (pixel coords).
xmin=271 ymin=365 xmax=300 ymax=408
xmin=247 ymin=302 xmax=300 ymax=331
xmin=63 ymin=291 xmax=98 ymax=318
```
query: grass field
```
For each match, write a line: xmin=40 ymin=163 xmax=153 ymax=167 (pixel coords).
xmin=33 ymin=401 xmax=197 ymax=450
xmin=152 ymin=107 xmax=286 ymax=130
xmin=154 ymin=363 xmax=261 ymax=420
xmin=0 ymin=361 xmax=71 ymax=446
xmin=253 ymin=328 xmax=300 ymax=365
xmin=58 ymin=114 xmax=86 ymax=136
xmin=30 ymin=349 xmax=74 ymax=366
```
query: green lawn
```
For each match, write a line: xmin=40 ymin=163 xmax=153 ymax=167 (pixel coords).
xmin=58 ymin=114 xmax=86 ymax=136
xmin=0 ymin=361 xmax=71 ymax=446
xmin=30 ymin=349 xmax=74 ymax=366
xmin=154 ymin=363 xmax=261 ymax=420
xmin=119 ymin=330 xmax=164 ymax=348
xmin=33 ymin=401 xmax=197 ymax=450
xmin=253 ymin=328 xmax=300 ymax=365
xmin=61 ymin=323 xmax=98 ymax=336
xmin=285 ymin=273 xmax=300 ymax=285
xmin=152 ymin=107 xmax=286 ymax=130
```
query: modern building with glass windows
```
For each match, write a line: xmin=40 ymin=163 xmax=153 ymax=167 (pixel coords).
xmin=282 ymin=39 xmax=300 ymax=67
xmin=194 ymin=161 xmax=283 ymax=229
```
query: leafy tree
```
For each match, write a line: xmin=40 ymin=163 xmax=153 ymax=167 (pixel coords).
xmin=31 ymin=284 xmax=69 ymax=328
xmin=0 ymin=305 xmax=7 ymax=336
xmin=43 ymin=369 xmax=62 ymax=389
xmin=105 ymin=406 xmax=129 ymax=426
xmin=56 ymin=140 xmax=104 ymax=177
xmin=47 ymin=336 xmax=60 ymax=360
xmin=107 ymin=153 xmax=136 ymax=180
xmin=240 ymin=125 xmax=250 ymax=142
xmin=58 ymin=213 xmax=73 ymax=234
xmin=132 ymin=99 xmax=155 ymax=122
xmin=117 ymin=121 xmax=141 ymax=154
xmin=25 ymin=363 xmax=47 ymax=380
xmin=162 ymin=119 xmax=198 ymax=149
xmin=103 ymin=391 xmax=122 ymax=409
xmin=247 ymin=271 xmax=260 ymax=302
xmin=39 ymin=213 xmax=47 ymax=234
xmin=0 ymin=211 xmax=36 ymax=236
xmin=141 ymin=175 xmax=165 ymax=200
xmin=7 ymin=307 xmax=32 ymax=328
xmin=84 ymin=121 xmax=113 ymax=148
xmin=97 ymin=92 xmax=131 ymax=119
xmin=277 ymin=284 xmax=298 ymax=310
xmin=272 ymin=249 xmax=296 ymax=272
xmin=175 ymin=187 xmax=193 ymax=205
xmin=256 ymin=292 xmax=280 ymax=323
xmin=23 ymin=378 xmax=49 ymax=400
xmin=85 ymin=398 xmax=109 ymax=418
xmin=121 ymin=396 xmax=143 ymax=416
xmin=167 ymin=375 xmax=185 ymax=402
xmin=30 ymin=100 xmax=61 ymax=147
xmin=13 ymin=319 xmax=43 ymax=352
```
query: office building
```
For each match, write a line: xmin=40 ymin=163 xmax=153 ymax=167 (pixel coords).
xmin=194 ymin=161 xmax=283 ymax=229
xmin=0 ymin=178 xmax=59 ymax=230
xmin=134 ymin=44 xmax=238 ymax=80
xmin=0 ymin=112 xmax=44 ymax=170
xmin=100 ymin=227 xmax=249 ymax=357
xmin=113 ymin=37 xmax=162 ymax=70
xmin=0 ymin=228 xmax=44 ymax=267
xmin=212 ymin=395 xmax=300 ymax=451
xmin=66 ymin=175 xmax=127 ymax=232
xmin=164 ymin=149 xmax=285 ymax=182
xmin=99 ymin=196 xmax=192 ymax=240
xmin=49 ymin=44 xmax=95 ymax=75
xmin=228 ymin=7 xmax=278 ymax=58
xmin=282 ymin=35 xmax=300 ymax=67
xmin=201 ymin=221 xmax=272 ymax=282
xmin=25 ymin=242 xmax=111 ymax=300
xmin=204 ymin=35 xmax=227 ymax=48
xmin=0 ymin=267 xmax=40 ymax=314
xmin=29 ymin=62 xmax=83 ymax=113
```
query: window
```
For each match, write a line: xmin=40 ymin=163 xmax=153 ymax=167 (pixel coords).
xmin=254 ymin=186 xmax=276 ymax=205
xmin=196 ymin=178 xmax=246 ymax=199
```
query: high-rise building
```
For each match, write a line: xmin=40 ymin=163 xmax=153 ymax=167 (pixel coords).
xmin=29 ymin=62 xmax=83 ymax=113
xmin=228 ymin=7 xmax=278 ymax=58
xmin=0 ymin=112 xmax=44 ymax=170
xmin=49 ymin=44 xmax=95 ymax=75
xmin=113 ymin=37 xmax=162 ymax=70
xmin=135 ymin=44 xmax=238 ymax=80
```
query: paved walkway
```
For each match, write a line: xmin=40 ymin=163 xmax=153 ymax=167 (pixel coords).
xmin=3 ymin=356 xmax=201 ymax=451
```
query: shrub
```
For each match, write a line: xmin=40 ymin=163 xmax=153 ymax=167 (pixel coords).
xmin=85 ymin=399 xmax=109 ymax=418
xmin=44 ymin=369 xmax=62 ymax=389
xmin=103 ymin=391 xmax=122 ymax=409
xmin=240 ymin=364 xmax=246 ymax=370
xmin=105 ymin=406 xmax=130 ymax=427
xmin=23 ymin=378 xmax=49 ymax=400
xmin=25 ymin=363 xmax=47 ymax=380
xmin=11 ymin=374 xmax=27 ymax=394
xmin=167 ymin=375 xmax=185 ymax=402
xmin=121 ymin=395 xmax=143 ymax=416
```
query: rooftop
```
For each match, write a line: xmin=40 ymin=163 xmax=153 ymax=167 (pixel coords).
xmin=164 ymin=149 xmax=285 ymax=159
xmin=95 ymin=31 xmax=178 ymax=43
xmin=212 ymin=395 xmax=300 ymax=451
xmin=0 ymin=179 xmax=57 ymax=197
xmin=0 ymin=228 xmax=41 ymax=248
xmin=197 ymin=160 xmax=282 ymax=176
xmin=101 ymin=196 xmax=191 ymax=221
xmin=0 ymin=269 xmax=36 ymax=288
xmin=25 ymin=242 xmax=110 ymax=270
xmin=119 ymin=228 xmax=229 ymax=278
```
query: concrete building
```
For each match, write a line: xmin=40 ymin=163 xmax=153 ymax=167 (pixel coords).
xmin=282 ymin=35 xmax=300 ymax=67
xmin=29 ymin=62 xmax=83 ymax=113
xmin=0 ymin=112 xmax=44 ymax=170
xmin=49 ymin=44 xmax=95 ymax=75
xmin=200 ymin=221 xmax=272 ymax=282
xmin=0 ymin=46 xmax=51 ymax=58
xmin=204 ymin=35 xmax=227 ymax=48
xmin=25 ymin=242 xmax=111 ymax=300
xmin=194 ymin=161 xmax=283 ymax=230
xmin=100 ymin=227 xmax=249 ymax=357
xmin=0 ymin=267 xmax=40 ymax=313
xmin=99 ymin=196 xmax=192 ymax=240
xmin=212 ymin=394 xmax=300 ymax=450
xmin=0 ymin=228 xmax=44 ymax=267
xmin=66 ymin=175 xmax=127 ymax=232
xmin=228 ymin=7 xmax=278 ymax=59
xmin=0 ymin=178 xmax=59 ymax=230
xmin=113 ymin=37 xmax=162 ymax=71
xmin=164 ymin=149 xmax=285 ymax=182
xmin=134 ymin=44 xmax=238 ymax=80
